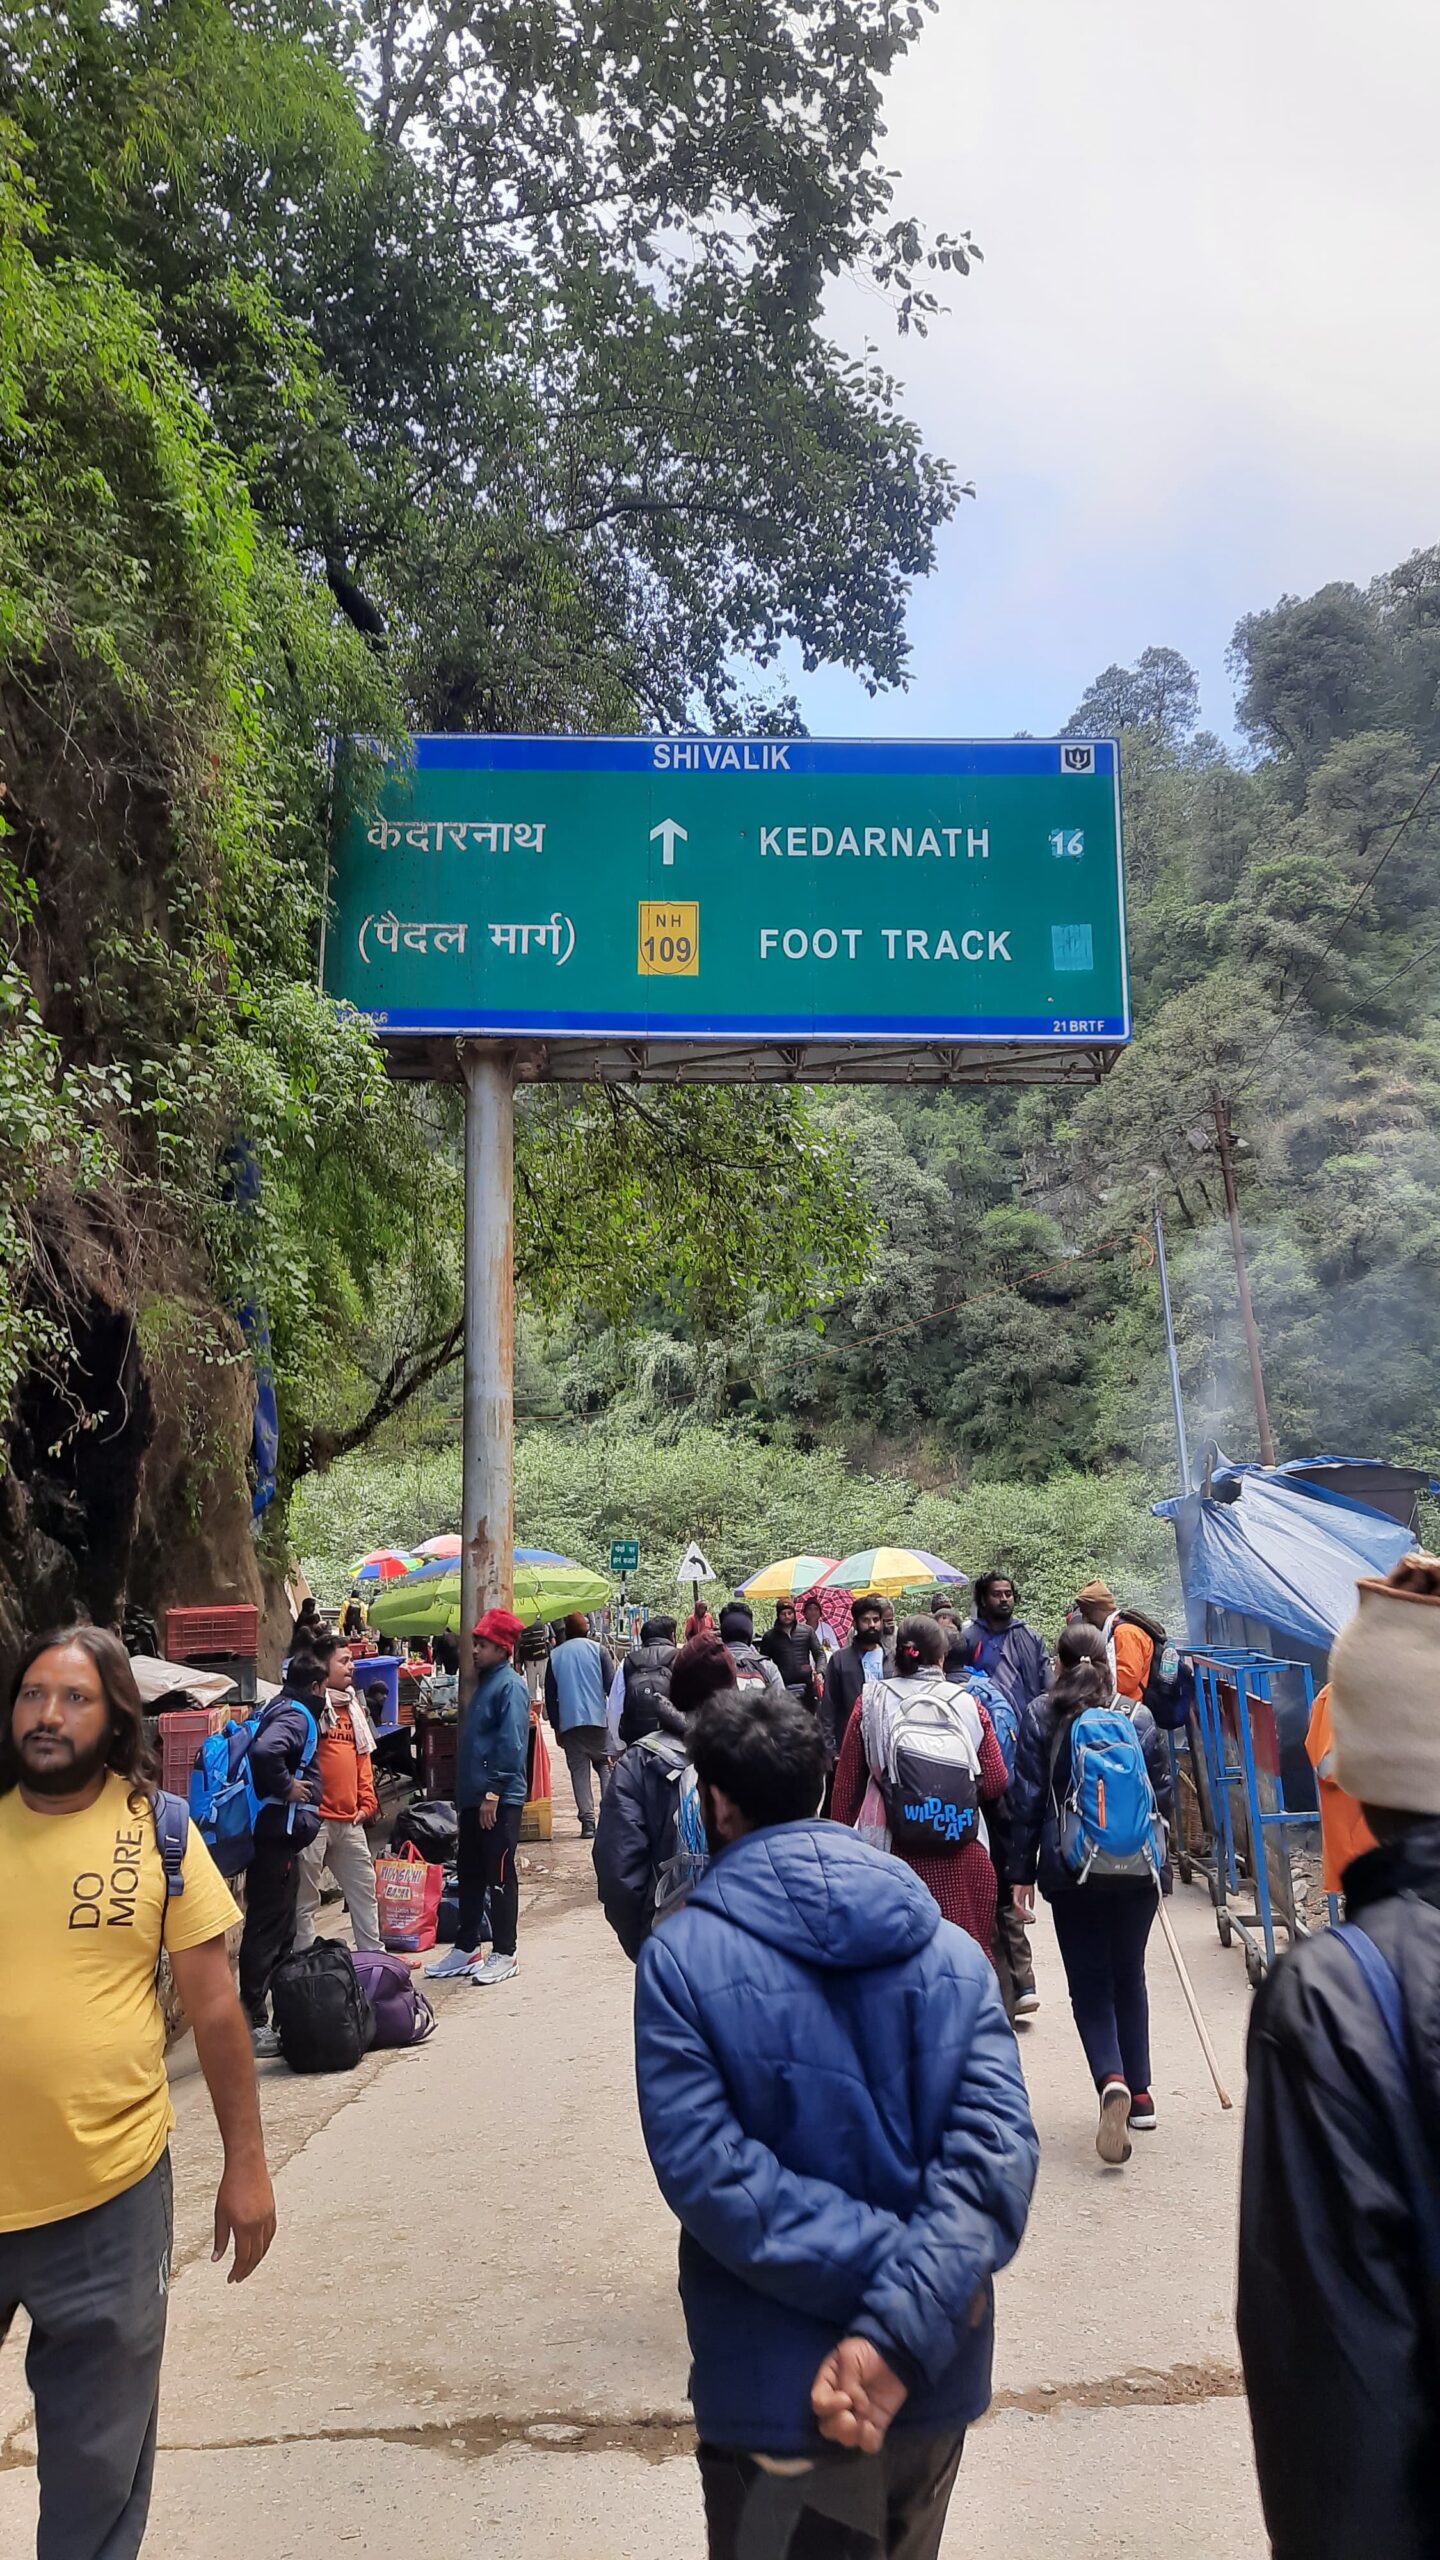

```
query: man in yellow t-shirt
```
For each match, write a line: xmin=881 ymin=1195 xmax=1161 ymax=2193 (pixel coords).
xmin=0 ymin=1624 xmax=277 ymax=2560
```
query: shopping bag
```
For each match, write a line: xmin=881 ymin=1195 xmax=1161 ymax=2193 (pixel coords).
xmin=373 ymin=1840 xmax=444 ymax=1952
xmin=854 ymin=1773 xmax=891 ymax=1855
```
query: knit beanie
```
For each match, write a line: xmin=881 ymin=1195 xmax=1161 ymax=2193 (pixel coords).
xmin=1330 ymin=1555 xmax=1440 ymax=1814
xmin=669 ymin=1635 xmax=737 ymax=1718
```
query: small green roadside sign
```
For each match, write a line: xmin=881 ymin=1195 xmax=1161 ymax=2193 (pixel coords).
xmin=609 ymin=1541 xmax=640 ymax=1576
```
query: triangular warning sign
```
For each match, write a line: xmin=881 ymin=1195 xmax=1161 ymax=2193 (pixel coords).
xmin=676 ymin=1541 xmax=716 ymax=1584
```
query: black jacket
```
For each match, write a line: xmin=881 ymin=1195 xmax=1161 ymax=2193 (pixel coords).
xmin=593 ymin=1732 xmax=688 ymax=1960
xmin=1239 ymin=1825 xmax=1440 ymax=2560
xmin=758 ymin=1623 xmax=822 ymax=1700
xmin=821 ymin=1642 xmax=876 ymax=1765
xmin=618 ymin=1642 xmax=677 ymax=1745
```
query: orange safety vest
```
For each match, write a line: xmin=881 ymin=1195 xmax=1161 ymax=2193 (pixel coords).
xmin=1305 ymin=1682 xmax=1376 ymax=1896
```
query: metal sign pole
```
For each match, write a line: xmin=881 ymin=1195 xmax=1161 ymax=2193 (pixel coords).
xmin=459 ymin=1044 xmax=515 ymax=1684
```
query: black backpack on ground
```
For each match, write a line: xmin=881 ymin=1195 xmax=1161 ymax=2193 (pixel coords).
xmin=391 ymin=1797 xmax=459 ymax=1864
xmin=270 ymin=1943 xmax=374 ymax=2073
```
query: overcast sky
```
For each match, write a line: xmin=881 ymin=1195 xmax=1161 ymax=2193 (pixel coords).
xmin=790 ymin=0 xmax=1440 ymax=743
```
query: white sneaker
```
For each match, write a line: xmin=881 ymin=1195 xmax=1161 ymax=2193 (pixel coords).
xmin=1014 ymin=1988 xmax=1041 ymax=2020
xmin=468 ymin=1951 xmax=519 ymax=1986
xmin=426 ymin=1945 xmax=478 ymax=1979
xmin=251 ymin=2025 xmax=283 ymax=2058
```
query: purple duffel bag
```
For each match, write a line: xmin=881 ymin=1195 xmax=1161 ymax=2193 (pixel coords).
xmin=350 ymin=1951 xmax=437 ymax=2049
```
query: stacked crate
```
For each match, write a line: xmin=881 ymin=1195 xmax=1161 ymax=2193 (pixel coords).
xmin=164 ymin=1605 xmax=259 ymax=1704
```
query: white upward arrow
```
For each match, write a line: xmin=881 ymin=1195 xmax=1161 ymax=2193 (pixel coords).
xmin=650 ymin=818 xmax=688 ymax=866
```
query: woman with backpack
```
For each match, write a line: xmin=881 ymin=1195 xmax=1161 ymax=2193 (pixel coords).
xmin=831 ymin=1613 xmax=1009 ymax=1953
xmin=1009 ymin=1624 xmax=1173 ymax=2165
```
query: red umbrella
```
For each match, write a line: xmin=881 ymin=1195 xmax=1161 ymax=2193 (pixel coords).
xmin=350 ymin=1548 xmax=416 ymax=1583
xmin=413 ymin=1534 xmax=462 ymax=1559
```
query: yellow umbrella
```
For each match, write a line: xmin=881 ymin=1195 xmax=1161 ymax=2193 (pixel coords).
xmin=739 ymin=1555 xmax=839 ymax=1600
xmin=820 ymin=1546 xmax=969 ymax=1598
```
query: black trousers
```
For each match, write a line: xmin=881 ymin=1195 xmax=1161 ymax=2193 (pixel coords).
xmin=698 ymin=2433 xmax=966 ymax=2560
xmin=1050 ymin=1882 xmax=1156 ymax=2091
xmin=457 ymin=1801 xmax=523 ymax=1955
xmin=238 ymin=1833 xmax=302 ymax=2025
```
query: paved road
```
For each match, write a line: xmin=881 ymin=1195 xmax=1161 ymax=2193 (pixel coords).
xmin=0 ymin=1770 xmax=1266 ymax=2557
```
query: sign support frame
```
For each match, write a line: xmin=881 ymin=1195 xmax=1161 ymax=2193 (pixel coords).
xmin=459 ymin=1042 xmax=515 ymax=1682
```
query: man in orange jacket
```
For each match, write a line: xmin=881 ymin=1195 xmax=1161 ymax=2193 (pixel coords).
xmin=1074 ymin=1581 xmax=1154 ymax=1704
xmin=1304 ymin=1681 xmax=1376 ymax=1896
xmin=294 ymin=1635 xmax=383 ymax=1953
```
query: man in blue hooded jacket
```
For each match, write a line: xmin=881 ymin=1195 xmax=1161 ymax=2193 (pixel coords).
xmin=634 ymin=1689 xmax=1038 ymax=2560
xmin=428 ymin=1608 xmax=530 ymax=1986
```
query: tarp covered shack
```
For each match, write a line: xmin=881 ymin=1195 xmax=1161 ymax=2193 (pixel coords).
xmin=1153 ymin=1453 xmax=1433 ymax=1677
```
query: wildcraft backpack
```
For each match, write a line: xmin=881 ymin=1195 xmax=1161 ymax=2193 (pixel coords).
xmin=1053 ymin=1703 xmax=1164 ymax=1883
xmin=870 ymin=1678 xmax=982 ymax=1852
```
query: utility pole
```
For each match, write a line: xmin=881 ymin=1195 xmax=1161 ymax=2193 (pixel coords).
xmin=1211 ymin=1093 xmax=1276 ymax=1468
xmin=1152 ymin=1205 xmax=1191 ymax=1494
xmin=459 ymin=1045 xmax=515 ymax=1682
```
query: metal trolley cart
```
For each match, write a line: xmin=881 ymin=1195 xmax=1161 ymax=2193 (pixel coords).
xmin=1172 ymin=1648 xmax=1319 ymax=1987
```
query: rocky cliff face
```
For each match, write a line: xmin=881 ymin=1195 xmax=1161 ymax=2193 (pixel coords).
xmin=0 ymin=1215 xmax=265 ymax=1673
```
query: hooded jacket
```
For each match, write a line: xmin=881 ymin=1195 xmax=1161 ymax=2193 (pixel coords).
xmin=1239 ymin=1823 xmax=1440 ymax=2560
xmin=593 ymin=1729 xmax=688 ymax=1959
xmin=455 ymin=1657 xmax=531 ymax=1809
xmin=634 ymin=1821 xmax=1038 ymax=2453
xmin=247 ymin=1690 xmax=323 ymax=1848
xmin=957 ymin=1617 xmax=1049 ymax=1717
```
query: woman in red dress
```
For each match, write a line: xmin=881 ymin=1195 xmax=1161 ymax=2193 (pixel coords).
xmin=831 ymin=1611 xmax=1009 ymax=1954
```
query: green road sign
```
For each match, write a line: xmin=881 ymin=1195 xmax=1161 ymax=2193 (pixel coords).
xmin=325 ymin=736 xmax=1128 ymax=1081
xmin=609 ymin=1540 xmax=640 ymax=1575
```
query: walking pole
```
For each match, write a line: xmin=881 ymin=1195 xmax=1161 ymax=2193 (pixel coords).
xmin=1154 ymin=1882 xmax=1233 ymax=2110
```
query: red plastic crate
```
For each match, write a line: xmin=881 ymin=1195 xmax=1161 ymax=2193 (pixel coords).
xmin=158 ymin=1705 xmax=227 ymax=1796
xmin=164 ymin=1606 xmax=258 ymax=1662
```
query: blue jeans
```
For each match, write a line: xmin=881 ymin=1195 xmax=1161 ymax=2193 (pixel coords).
xmin=0 ymin=2152 xmax=173 ymax=2559
xmin=1050 ymin=1884 xmax=1157 ymax=2092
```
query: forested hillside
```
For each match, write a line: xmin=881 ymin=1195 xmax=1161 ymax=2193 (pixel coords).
xmin=4 ymin=7 xmax=1436 ymax=1647
xmin=0 ymin=0 xmax=960 ymax=1645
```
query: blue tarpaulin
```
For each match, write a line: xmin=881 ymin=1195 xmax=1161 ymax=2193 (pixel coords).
xmin=1154 ymin=1458 xmax=1419 ymax=1656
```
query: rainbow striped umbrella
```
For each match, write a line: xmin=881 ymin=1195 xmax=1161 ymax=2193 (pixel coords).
xmin=739 ymin=1555 xmax=839 ymax=1601
xmin=819 ymin=1547 xmax=969 ymax=1599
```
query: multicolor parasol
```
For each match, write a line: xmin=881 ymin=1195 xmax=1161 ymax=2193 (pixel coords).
xmin=738 ymin=1555 xmax=840 ymax=1601
xmin=819 ymin=1547 xmax=969 ymax=1599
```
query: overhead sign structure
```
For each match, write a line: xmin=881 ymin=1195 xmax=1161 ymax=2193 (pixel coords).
xmin=325 ymin=735 xmax=1129 ymax=1085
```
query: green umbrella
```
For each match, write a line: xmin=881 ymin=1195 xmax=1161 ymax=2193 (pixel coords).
xmin=367 ymin=1547 xmax=611 ymax=1639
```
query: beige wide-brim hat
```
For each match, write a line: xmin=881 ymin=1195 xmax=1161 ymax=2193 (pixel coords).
xmin=1331 ymin=1575 xmax=1440 ymax=1814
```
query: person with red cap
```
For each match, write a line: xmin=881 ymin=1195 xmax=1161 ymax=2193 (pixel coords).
xmin=428 ymin=1607 xmax=529 ymax=1986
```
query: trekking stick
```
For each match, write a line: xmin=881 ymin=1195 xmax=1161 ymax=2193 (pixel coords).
xmin=1154 ymin=1884 xmax=1233 ymax=2110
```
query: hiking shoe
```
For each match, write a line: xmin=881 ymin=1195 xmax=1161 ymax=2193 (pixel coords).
xmin=426 ymin=1945 xmax=477 ymax=1979
xmin=1097 ymin=2078 xmax=1133 ymax=2165
xmin=1128 ymin=2090 xmax=1158 ymax=2131
xmin=1014 ymin=1988 xmax=1041 ymax=2020
xmin=468 ymin=1951 xmax=519 ymax=1986
xmin=579 ymin=1822 xmax=596 ymax=1839
xmin=251 ymin=2025 xmax=283 ymax=2059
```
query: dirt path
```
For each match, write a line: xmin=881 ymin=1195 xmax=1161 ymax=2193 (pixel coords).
xmin=0 ymin=1770 xmax=1266 ymax=2558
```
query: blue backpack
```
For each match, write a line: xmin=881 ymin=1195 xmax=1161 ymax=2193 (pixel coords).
xmin=966 ymin=1671 xmax=1019 ymax=1778
xmin=1055 ymin=1704 xmax=1164 ymax=1883
xmin=189 ymin=1700 xmax=318 ymax=1878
